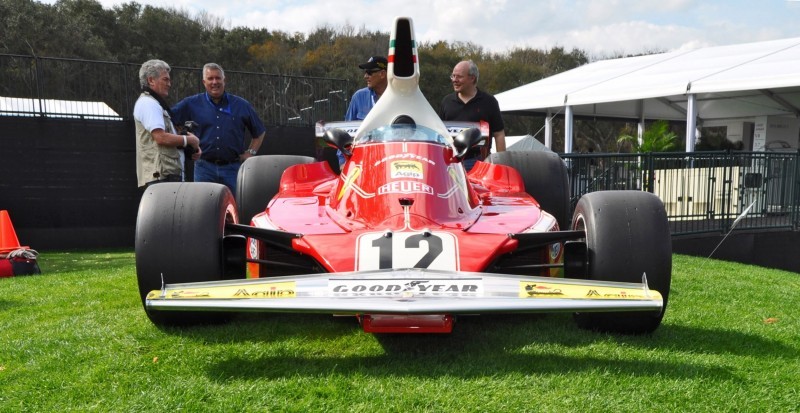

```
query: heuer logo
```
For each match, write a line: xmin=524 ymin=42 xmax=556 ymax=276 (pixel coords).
xmin=378 ymin=181 xmax=433 ymax=195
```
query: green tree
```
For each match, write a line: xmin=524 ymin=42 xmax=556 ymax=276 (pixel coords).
xmin=417 ymin=40 xmax=461 ymax=109
xmin=1 ymin=0 xmax=605 ymax=134
xmin=0 ymin=0 xmax=106 ymax=58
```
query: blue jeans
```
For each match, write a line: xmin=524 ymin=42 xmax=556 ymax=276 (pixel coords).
xmin=462 ymin=156 xmax=478 ymax=172
xmin=194 ymin=159 xmax=241 ymax=194
xmin=337 ymin=149 xmax=346 ymax=168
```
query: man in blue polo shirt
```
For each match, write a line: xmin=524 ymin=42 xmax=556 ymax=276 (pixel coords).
xmin=340 ymin=56 xmax=388 ymax=167
xmin=172 ymin=63 xmax=266 ymax=194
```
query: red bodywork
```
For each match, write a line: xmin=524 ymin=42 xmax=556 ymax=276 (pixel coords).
xmin=246 ymin=141 xmax=562 ymax=333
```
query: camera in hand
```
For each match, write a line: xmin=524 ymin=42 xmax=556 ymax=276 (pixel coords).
xmin=182 ymin=120 xmax=199 ymax=155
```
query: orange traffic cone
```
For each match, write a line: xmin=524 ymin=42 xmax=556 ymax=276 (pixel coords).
xmin=0 ymin=210 xmax=28 ymax=254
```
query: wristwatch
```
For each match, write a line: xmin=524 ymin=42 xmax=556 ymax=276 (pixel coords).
xmin=246 ymin=149 xmax=258 ymax=156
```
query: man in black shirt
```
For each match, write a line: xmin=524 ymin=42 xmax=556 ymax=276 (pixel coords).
xmin=440 ymin=60 xmax=506 ymax=170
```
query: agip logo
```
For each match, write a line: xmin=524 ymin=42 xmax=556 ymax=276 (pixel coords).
xmin=391 ymin=160 xmax=423 ymax=179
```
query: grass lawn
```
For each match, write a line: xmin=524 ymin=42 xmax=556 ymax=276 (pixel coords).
xmin=1 ymin=251 xmax=799 ymax=412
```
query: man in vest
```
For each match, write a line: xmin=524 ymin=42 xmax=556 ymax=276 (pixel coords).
xmin=133 ymin=59 xmax=201 ymax=188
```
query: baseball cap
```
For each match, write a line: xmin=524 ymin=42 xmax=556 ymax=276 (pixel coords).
xmin=358 ymin=56 xmax=388 ymax=71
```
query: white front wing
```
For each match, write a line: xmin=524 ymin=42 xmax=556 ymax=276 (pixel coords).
xmin=146 ymin=269 xmax=663 ymax=314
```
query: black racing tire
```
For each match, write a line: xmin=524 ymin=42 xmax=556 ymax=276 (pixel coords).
xmin=236 ymin=155 xmax=316 ymax=224
xmin=486 ymin=151 xmax=570 ymax=230
xmin=571 ymin=190 xmax=672 ymax=334
xmin=135 ymin=182 xmax=238 ymax=326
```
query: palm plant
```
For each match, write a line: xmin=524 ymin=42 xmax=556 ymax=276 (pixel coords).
xmin=617 ymin=120 xmax=678 ymax=153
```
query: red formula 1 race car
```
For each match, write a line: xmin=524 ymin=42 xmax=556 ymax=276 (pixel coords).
xmin=135 ymin=17 xmax=671 ymax=335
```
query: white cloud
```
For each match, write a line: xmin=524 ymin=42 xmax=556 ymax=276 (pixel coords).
xmin=44 ymin=0 xmax=800 ymax=56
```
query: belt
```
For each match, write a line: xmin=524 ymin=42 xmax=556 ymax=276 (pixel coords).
xmin=144 ymin=174 xmax=181 ymax=188
xmin=202 ymin=158 xmax=238 ymax=165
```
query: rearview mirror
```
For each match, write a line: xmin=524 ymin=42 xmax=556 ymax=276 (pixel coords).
xmin=323 ymin=128 xmax=354 ymax=157
xmin=452 ymin=127 xmax=484 ymax=159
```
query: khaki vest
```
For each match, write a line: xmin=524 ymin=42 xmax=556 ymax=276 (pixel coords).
xmin=135 ymin=93 xmax=182 ymax=187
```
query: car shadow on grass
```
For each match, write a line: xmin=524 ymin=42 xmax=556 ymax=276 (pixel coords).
xmin=183 ymin=312 xmax=795 ymax=381
xmin=157 ymin=312 xmax=362 ymax=341
xmin=202 ymin=341 xmax=729 ymax=382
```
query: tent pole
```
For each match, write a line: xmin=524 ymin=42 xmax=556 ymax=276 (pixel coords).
xmin=545 ymin=109 xmax=552 ymax=149
xmin=685 ymin=94 xmax=697 ymax=152
xmin=565 ymin=105 xmax=573 ymax=153
xmin=637 ymin=100 xmax=645 ymax=147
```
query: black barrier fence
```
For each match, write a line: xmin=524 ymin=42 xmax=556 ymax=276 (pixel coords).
xmin=0 ymin=116 xmax=322 ymax=250
xmin=2 ymin=63 xmax=799 ymax=249
xmin=563 ymin=151 xmax=800 ymax=235
xmin=0 ymin=54 xmax=349 ymax=126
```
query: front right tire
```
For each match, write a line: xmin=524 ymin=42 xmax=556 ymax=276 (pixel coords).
xmin=487 ymin=151 xmax=570 ymax=230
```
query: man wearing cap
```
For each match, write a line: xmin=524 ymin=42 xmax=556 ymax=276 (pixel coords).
xmin=339 ymin=56 xmax=388 ymax=167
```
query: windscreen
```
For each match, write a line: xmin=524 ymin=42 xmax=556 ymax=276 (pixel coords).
xmin=355 ymin=124 xmax=449 ymax=145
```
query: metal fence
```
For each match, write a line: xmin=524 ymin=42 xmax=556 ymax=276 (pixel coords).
xmin=563 ymin=151 xmax=800 ymax=235
xmin=0 ymin=54 xmax=349 ymax=126
xmin=2 ymin=54 xmax=798 ymax=236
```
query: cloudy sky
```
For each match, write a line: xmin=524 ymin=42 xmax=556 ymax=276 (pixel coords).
xmin=70 ymin=0 xmax=800 ymax=58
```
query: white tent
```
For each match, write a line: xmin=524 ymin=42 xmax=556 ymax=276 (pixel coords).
xmin=492 ymin=135 xmax=552 ymax=153
xmin=0 ymin=96 xmax=122 ymax=120
xmin=496 ymin=37 xmax=800 ymax=152
xmin=492 ymin=135 xmax=550 ymax=153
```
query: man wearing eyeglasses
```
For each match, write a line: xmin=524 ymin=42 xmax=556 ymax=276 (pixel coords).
xmin=340 ymin=56 xmax=389 ymax=167
xmin=440 ymin=60 xmax=506 ymax=171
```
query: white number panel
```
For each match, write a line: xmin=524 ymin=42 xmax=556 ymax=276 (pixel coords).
xmin=355 ymin=232 xmax=459 ymax=271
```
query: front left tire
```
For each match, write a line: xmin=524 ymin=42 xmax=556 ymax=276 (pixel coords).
xmin=135 ymin=182 xmax=240 ymax=326
xmin=570 ymin=190 xmax=672 ymax=334
xmin=236 ymin=155 xmax=316 ymax=225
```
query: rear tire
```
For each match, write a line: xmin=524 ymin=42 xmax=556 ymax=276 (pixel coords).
xmin=571 ymin=191 xmax=671 ymax=334
xmin=135 ymin=182 xmax=239 ymax=326
xmin=236 ymin=155 xmax=316 ymax=224
xmin=487 ymin=151 xmax=570 ymax=229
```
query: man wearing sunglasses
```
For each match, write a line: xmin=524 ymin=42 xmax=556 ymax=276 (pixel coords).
xmin=340 ymin=56 xmax=388 ymax=167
